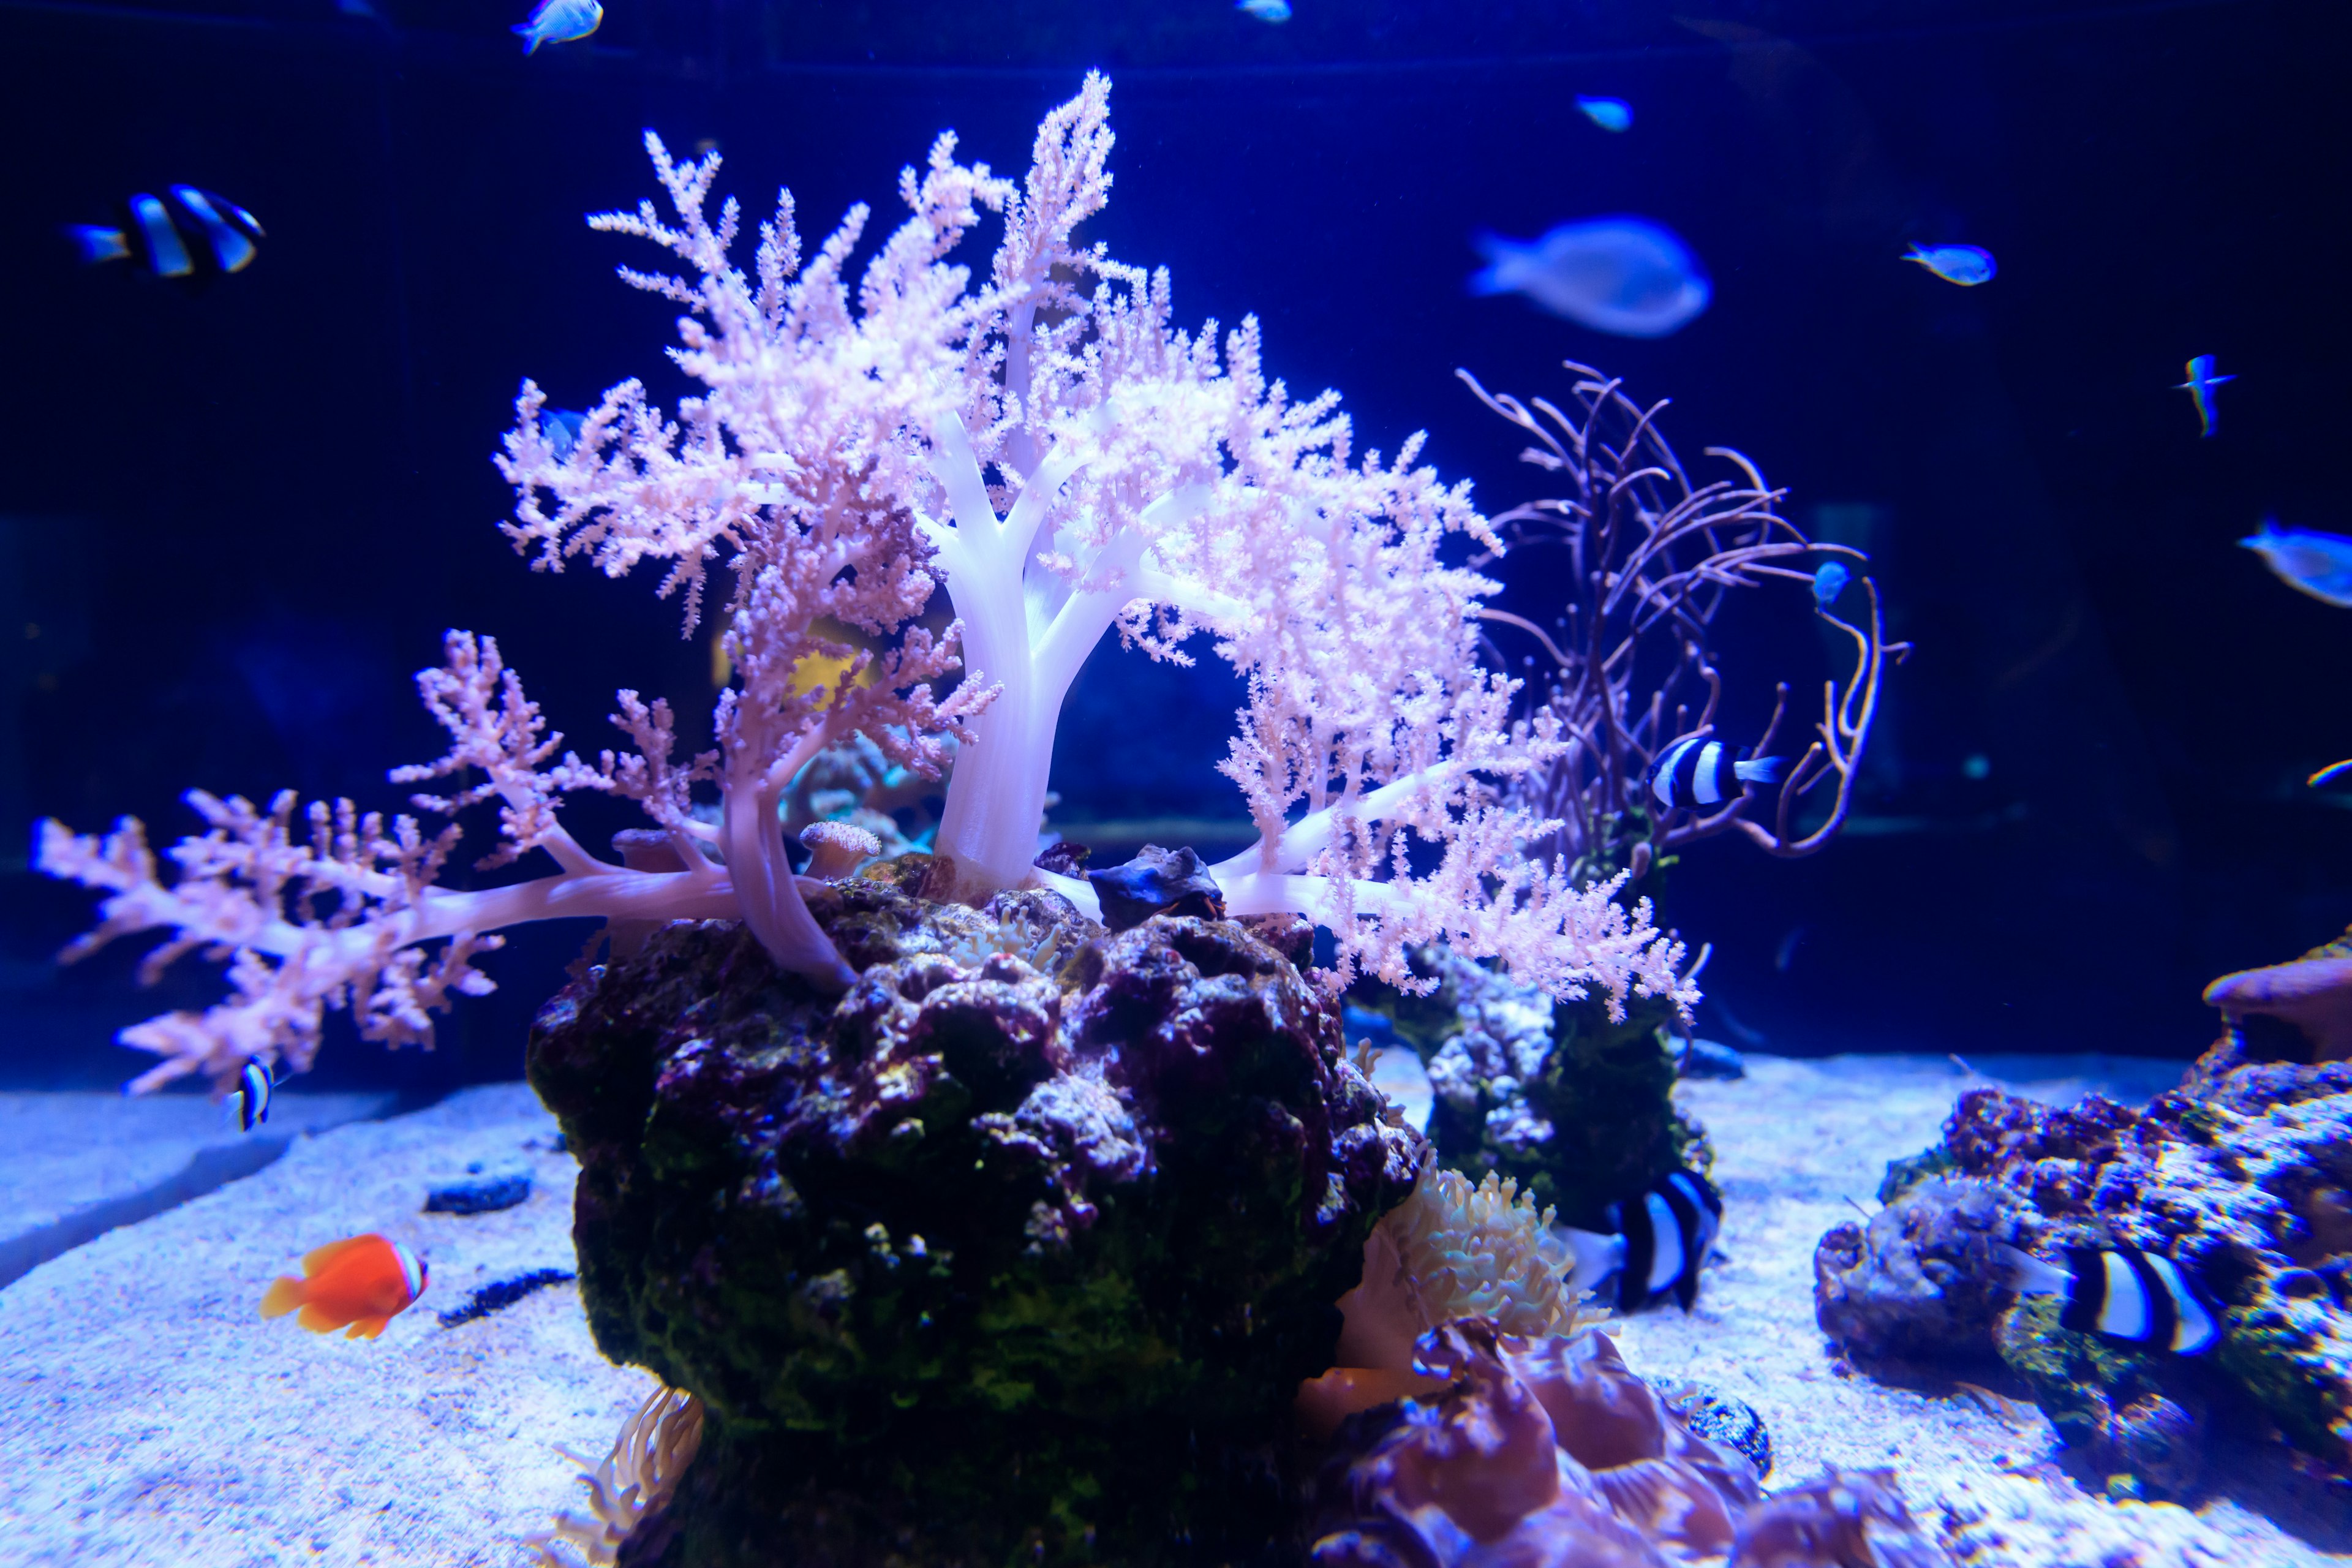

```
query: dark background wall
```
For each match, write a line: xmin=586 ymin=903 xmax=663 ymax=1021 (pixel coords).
xmin=2 ymin=0 xmax=2344 ymax=1088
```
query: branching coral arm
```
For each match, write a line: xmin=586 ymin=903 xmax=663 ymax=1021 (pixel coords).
xmin=36 ymin=788 xmax=739 ymax=1096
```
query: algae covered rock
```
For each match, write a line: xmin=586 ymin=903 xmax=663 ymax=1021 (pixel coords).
xmin=1357 ymin=948 xmax=1710 ymax=1231
xmin=529 ymin=880 xmax=1422 ymax=1565
xmin=1814 ymin=1177 xmax=2030 ymax=1366
xmin=1992 ymin=1295 xmax=2206 ymax=1495
xmin=1840 ymin=1027 xmax=2352 ymax=1485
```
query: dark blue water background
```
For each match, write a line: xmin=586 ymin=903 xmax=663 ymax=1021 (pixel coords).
xmin=2 ymin=0 xmax=2344 ymax=1089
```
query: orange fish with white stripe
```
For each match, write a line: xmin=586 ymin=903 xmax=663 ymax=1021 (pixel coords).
xmin=259 ymin=1233 xmax=429 ymax=1340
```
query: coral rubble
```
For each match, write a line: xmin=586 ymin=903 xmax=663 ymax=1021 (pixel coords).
xmin=529 ymin=881 xmax=1420 ymax=1563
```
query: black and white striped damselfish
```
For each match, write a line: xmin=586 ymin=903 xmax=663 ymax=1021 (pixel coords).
xmin=1648 ymin=736 xmax=1783 ymax=812
xmin=1998 ymin=1243 xmax=2221 ymax=1355
xmin=1558 ymin=1167 xmax=1724 ymax=1313
xmin=229 ymin=1060 xmax=274 ymax=1133
xmin=68 ymin=186 xmax=265 ymax=283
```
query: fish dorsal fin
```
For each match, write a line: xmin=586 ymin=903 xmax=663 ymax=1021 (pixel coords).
xmin=301 ymin=1234 xmax=381 ymax=1275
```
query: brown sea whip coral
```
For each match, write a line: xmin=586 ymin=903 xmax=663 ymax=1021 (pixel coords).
xmin=1461 ymin=363 xmax=1907 ymax=886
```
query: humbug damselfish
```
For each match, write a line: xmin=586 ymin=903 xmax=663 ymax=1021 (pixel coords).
xmin=1999 ymin=1243 xmax=2222 ymax=1355
xmin=68 ymin=186 xmax=265 ymax=285
xmin=1648 ymin=735 xmax=1783 ymax=812
xmin=1559 ymin=1167 xmax=1725 ymax=1313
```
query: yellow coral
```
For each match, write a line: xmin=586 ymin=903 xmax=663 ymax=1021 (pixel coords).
xmin=1382 ymin=1163 xmax=1580 ymax=1340
xmin=524 ymin=1384 xmax=706 ymax=1567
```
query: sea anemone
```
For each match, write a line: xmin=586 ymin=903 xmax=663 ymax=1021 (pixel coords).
xmin=1301 ymin=1160 xmax=1594 ymax=1438
xmin=1383 ymin=1161 xmax=1581 ymax=1338
xmin=524 ymin=1384 xmax=706 ymax=1567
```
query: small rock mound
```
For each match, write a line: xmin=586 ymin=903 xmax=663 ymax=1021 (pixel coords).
xmin=529 ymin=880 xmax=1422 ymax=1565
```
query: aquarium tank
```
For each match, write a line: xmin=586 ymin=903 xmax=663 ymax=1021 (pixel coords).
xmin=3 ymin=0 xmax=2350 ymax=1562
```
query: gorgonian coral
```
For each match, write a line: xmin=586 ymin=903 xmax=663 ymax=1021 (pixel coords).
xmin=1464 ymin=364 xmax=1907 ymax=885
xmin=38 ymin=75 xmax=1690 ymax=1096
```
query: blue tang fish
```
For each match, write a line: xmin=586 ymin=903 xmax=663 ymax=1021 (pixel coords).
xmin=1236 ymin=0 xmax=1291 ymax=19
xmin=1903 ymin=243 xmax=1996 ymax=286
xmin=2176 ymin=355 xmax=2234 ymax=439
xmin=1576 ymin=97 xmax=1634 ymax=132
xmin=2241 ymin=519 xmax=2352 ymax=608
xmin=1471 ymin=218 xmax=1710 ymax=338
xmin=514 ymin=0 xmax=601 ymax=53
xmin=1811 ymin=560 xmax=1851 ymax=609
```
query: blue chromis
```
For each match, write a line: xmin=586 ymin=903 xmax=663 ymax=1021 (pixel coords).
xmin=2176 ymin=355 xmax=2234 ymax=439
xmin=68 ymin=186 xmax=264 ymax=284
xmin=514 ymin=0 xmax=601 ymax=53
xmin=1811 ymin=560 xmax=1852 ymax=609
xmin=1236 ymin=0 xmax=1291 ymax=20
xmin=1470 ymin=218 xmax=1710 ymax=338
xmin=539 ymin=407 xmax=588 ymax=461
xmin=1902 ymin=243 xmax=1997 ymax=286
xmin=1575 ymin=96 xmax=1634 ymax=132
xmin=1648 ymin=735 xmax=1784 ymax=811
xmin=1558 ymin=1167 xmax=1724 ymax=1313
xmin=1998 ymin=1243 xmax=2220 ymax=1355
xmin=2241 ymin=519 xmax=2352 ymax=608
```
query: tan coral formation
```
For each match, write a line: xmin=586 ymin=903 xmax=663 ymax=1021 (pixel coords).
xmin=1306 ymin=1319 xmax=1762 ymax=1563
xmin=2203 ymin=927 xmax=2352 ymax=1061
xmin=1307 ymin=1318 xmax=1951 ymax=1566
xmin=524 ymin=1384 xmax=706 ymax=1567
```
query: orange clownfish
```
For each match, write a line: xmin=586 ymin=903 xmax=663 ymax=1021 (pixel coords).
xmin=260 ymin=1233 xmax=429 ymax=1340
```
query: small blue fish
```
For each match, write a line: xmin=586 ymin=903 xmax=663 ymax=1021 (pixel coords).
xmin=2241 ymin=519 xmax=2352 ymax=608
xmin=540 ymin=408 xmax=588 ymax=461
xmin=1903 ymin=243 xmax=1997 ymax=287
xmin=1237 ymin=0 xmax=1291 ymax=20
xmin=514 ymin=0 xmax=601 ymax=53
xmin=1811 ymin=560 xmax=1851 ymax=609
xmin=2176 ymin=355 xmax=2234 ymax=439
xmin=1471 ymin=218 xmax=1710 ymax=338
xmin=1576 ymin=97 xmax=1634 ymax=133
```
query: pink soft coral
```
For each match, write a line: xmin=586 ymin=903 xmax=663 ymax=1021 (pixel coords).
xmin=38 ymin=75 xmax=1693 ymax=1096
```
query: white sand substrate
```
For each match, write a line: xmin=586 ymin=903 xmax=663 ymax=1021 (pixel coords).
xmin=0 ymin=1084 xmax=651 ymax=1567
